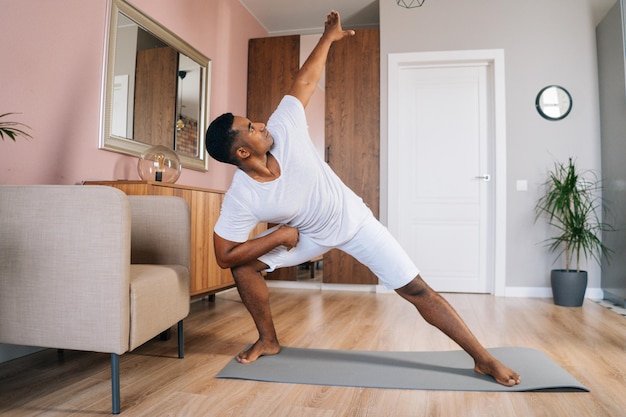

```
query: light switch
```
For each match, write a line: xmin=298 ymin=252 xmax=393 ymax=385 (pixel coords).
xmin=516 ymin=180 xmax=528 ymax=191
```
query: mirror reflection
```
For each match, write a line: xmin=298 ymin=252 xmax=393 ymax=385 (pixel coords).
xmin=101 ymin=0 xmax=210 ymax=171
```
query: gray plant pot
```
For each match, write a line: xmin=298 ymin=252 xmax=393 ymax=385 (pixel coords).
xmin=550 ymin=269 xmax=588 ymax=307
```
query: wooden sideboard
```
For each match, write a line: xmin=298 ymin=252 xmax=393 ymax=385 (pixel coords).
xmin=85 ymin=181 xmax=262 ymax=297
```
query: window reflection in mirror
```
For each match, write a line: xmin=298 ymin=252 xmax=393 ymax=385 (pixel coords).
xmin=101 ymin=0 xmax=210 ymax=171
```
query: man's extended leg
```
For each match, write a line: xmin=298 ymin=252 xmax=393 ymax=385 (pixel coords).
xmin=231 ymin=260 xmax=281 ymax=363
xmin=337 ymin=217 xmax=521 ymax=387
xmin=395 ymin=276 xmax=521 ymax=386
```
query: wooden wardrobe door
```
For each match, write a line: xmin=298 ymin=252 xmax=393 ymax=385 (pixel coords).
xmin=134 ymin=46 xmax=178 ymax=148
xmin=247 ymin=35 xmax=300 ymax=123
xmin=247 ymin=35 xmax=300 ymax=281
xmin=324 ymin=29 xmax=380 ymax=285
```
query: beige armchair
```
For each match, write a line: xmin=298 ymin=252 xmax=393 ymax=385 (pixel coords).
xmin=0 ymin=185 xmax=191 ymax=414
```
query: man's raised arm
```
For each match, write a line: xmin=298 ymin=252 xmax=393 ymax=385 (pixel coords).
xmin=287 ymin=10 xmax=354 ymax=108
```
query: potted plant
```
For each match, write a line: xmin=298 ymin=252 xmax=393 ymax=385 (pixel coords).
xmin=0 ymin=112 xmax=32 ymax=141
xmin=535 ymin=157 xmax=612 ymax=306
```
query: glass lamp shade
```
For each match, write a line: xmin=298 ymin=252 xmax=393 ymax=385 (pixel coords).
xmin=137 ymin=145 xmax=182 ymax=183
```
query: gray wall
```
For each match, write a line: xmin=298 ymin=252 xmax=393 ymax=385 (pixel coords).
xmin=380 ymin=0 xmax=604 ymax=293
xmin=598 ymin=2 xmax=626 ymax=305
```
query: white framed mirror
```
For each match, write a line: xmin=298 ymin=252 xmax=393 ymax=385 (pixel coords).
xmin=100 ymin=0 xmax=210 ymax=171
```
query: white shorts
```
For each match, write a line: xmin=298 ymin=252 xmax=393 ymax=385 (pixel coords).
xmin=258 ymin=216 xmax=419 ymax=290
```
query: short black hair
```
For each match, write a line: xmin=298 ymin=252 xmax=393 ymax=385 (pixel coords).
xmin=205 ymin=112 xmax=238 ymax=165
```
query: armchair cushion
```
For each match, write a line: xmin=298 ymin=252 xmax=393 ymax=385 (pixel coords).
xmin=127 ymin=194 xmax=191 ymax=350
xmin=129 ymin=264 xmax=189 ymax=350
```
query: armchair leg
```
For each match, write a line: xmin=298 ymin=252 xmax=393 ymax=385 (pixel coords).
xmin=111 ymin=353 xmax=121 ymax=414
xmin=177 ymin=320 xmax=184 ymax=359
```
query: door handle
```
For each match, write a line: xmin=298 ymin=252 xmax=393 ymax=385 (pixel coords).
xmin=475 ymin=174 xmax=491 ymax=181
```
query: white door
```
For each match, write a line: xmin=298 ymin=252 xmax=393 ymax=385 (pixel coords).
xmin=388 ymin=51 xmax=506 ymax=294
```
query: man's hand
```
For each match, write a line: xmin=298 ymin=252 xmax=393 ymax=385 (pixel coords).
xmin=214 ymin=225 xmax=300 ymax=269
xmin=277 ymin=225 xmax=299 ymax=250
xmin=322 ymin=10 xmax=355 ymax=43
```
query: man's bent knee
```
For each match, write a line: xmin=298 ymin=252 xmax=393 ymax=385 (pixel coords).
xmin=395 ymin=275 xmax=432 ymax=298
xmin=231 ymin=260 xmax=269 ymax=282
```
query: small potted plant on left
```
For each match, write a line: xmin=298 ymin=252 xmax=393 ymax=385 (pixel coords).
xmin=535 ymin=157 xmax=613 ymax=306
xmin=0 ymin=112 xmax=32 ymax=141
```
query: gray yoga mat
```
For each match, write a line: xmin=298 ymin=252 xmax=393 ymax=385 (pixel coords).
xmin=216 ymin=346 xmax=588 ymax=392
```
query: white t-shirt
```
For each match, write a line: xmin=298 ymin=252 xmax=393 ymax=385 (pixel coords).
xmin=214 ymin=95 xmax=372 ymax=246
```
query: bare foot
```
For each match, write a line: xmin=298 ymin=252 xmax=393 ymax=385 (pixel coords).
xmin=236 ymin=339 xmax=281 ymax=364
xmin=474 ymin=358 xmax=521 ymax=387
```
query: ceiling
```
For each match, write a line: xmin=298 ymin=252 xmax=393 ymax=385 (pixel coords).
xmin=239 ymin=0 xmax=379 ymax=35
xmin=239 ymin=0 xmax=618 ymax=36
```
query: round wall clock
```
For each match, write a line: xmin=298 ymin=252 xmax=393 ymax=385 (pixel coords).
xmin=535 ymin=85 xmax=572 ymax=121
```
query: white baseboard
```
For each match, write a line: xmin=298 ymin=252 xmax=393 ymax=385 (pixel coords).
xmin=503 ymin=286 xmax=604 ymax=300
xmin=265 ymin=280 xmax=380 ymax=292
xmin=265 ymin=280 xmax=321 ymax=290
xmin=266 ymin=280 xmax=605 ymax=300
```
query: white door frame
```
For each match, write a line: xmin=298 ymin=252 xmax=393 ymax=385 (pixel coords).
xmin=387 ymin=49 xmax=507 ymax=296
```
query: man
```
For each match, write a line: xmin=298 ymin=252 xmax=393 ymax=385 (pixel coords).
xmin=205 ymin=10 xmax=521 ymax=387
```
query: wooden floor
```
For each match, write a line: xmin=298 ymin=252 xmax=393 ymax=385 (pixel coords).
xmin=1 ymin=286 xmax=625 ymax=416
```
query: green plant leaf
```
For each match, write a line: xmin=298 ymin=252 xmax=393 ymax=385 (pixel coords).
xmin=0 ymin=113 xmax=32 ymax=142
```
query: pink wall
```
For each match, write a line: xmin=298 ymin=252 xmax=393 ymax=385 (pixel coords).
xmin=0 ymin=0 xmax=267 ymax=191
